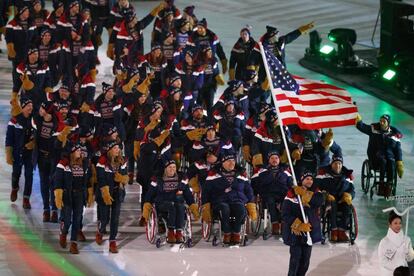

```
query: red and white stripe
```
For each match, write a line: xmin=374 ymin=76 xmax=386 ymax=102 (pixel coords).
xmin=273 ymin=76 xmax=358 ymax=130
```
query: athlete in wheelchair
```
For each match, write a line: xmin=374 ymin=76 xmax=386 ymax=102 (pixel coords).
xmin=356 ymin=114 xmax=403 ymax=198
xmin=201 ymin=151 xmax=257 ymax=245
xmin=315 ymin=155 xmax=356 ymax=243
xmin=142 ymin=160 xmax=200 ymax=245
xmin=251 ymin=151 xmax=292 ymax=236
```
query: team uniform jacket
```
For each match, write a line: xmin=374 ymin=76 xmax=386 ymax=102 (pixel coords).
xmin=5 ymin=17 xmax=37 ymax=62
xmin=282 ymin=187 xmax=323 ymax=246
xmin=96 ymin=155 xmax=128 ymax=192
xmin=251 ymin=164 xmax=292 ymax=197
xmin=315 ymin=165 xmax=355 ymax=199
xmin=187 ymin=29 xmax=226 ymax=61
xmin=229 ymin=37 xmax=256 ymax=80
xmin=6 ymin=114 xmax=35 ymax=159
xmin=15 ymin=62 xmax=51 ymax=109
xmin=202 ymin=167 xmax=254 ymax=206
xmin=356 ymin=121 xmax=402 ymax=162
xmin=144 ymin=174 xmax=195 ymax=206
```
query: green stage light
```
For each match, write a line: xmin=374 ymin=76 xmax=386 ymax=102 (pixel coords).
xmin=382 ymin=69 xmax=396 ymax=80
xmin=328 ymin=34 xmax=336 ymax=42
xmin=320 ymin=45 xmax=334 ymax=54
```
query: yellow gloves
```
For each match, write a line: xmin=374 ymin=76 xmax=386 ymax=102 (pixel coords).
xmin=293 ymin=186 xmax=314 ymax=207
xmin=397 ymin=161 xmax=404 ymax=178
xmin=298 ymin=21 xmax=315 ymax=34
xmin=25 ymin=140 xmax=35 ymax=150
xmin=106 ymin=43 xmax=114 ymax=60
xmin=133 ymin=141 xmax=141 ymax=160
xmin=21 ymin=73 xmax=34 ymax=91
xmin=87 ymin=187 xmax=94 ymax=207
xmin=189 ymin=176 xmax=200 ymax=193
xmin=5 ymin=146 xmax=13 ymax=165
xmin=242 ymin=145 xmax=251 ymax=163
xmin=341 ymin=192 xmax=353 ymax=205
xmin=57 ymin=126 xmax=72 ymax=147
xmin=7 ymin=43 xmax=16 ymax=59
xmin=355 ymin=113 xmax=362 ymax=125
xmin=261 ymin=78 xmax=270 ymax=90
xmin=292 ymin=149 xmax=301 ymax=161
xmin=116 ymin=71 xmax=127 ymax=82
xmin=142 ymin=202 xmax=152 ymax=222
xmin=189 ymin=203 xmax=200 ymax=221
xmin=115 ymin=172 xmax=129 ymax=186
xmin=11 ymin=92 xmax=18 ymax=102
xmin=246 ymin=202 xmax=257 ymax=221
xmin=144 ymin=119 xmax=159 ymax=133
xmin=90 ymin=69 xmax=98 ymax=82
xmin=215 ymin=74 xmax=225 ymax=86
xmin=44 ymin=87 xmax=53 ymax=94
xmin=220 ymin=59 xmax=228 ymax=74
xmin=280 ymin=150 xmax=288 ymax=164
xmin=54 ymin=188 xmax=64 ymax=209
xmin=291 ymin=218 xmax=312 ymax=235
xmin=327 ymin=193 xmax=336 ymax=202
xmin=322 ymin=128 xmax=334 ymax=149
xmin=252 ymin=153 xmax=263 ymax=168
xmin=153 ymin=130 xmax=170 ymax=147
xmin=150 ymin=2 xmax=166 ymax=16
xmin=10 ymin=97 xmax=22 ymax=117
xmin=122 ymin=76 xmax=138 ymax=93
xmin=201 ymin=203 xmax=212 ymax=222
xmin=137 ymin=76 xmax=152 ymax=95
xmin=229 ymin=68 xmax=235 ymax=81
xmin=186 ymin=128 xmax=205 ymax=141
xmin=80 ymin=102 xmax=90 ymax=113
xmin=101 ymin=186 xmax=114 ymax=205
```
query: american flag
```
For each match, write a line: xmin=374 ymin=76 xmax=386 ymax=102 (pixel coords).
xmin=261 ymin=44 xmax=358 ymax=130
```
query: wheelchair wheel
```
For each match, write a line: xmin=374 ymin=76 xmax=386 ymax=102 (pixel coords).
xmin=349 ymin=205 xmax=358 ymax=245
xmin=183 ymin=209 xmax=193 ymax=244
xmin=212 ymin=236 xmax=218 ymax=246
xmin=391 ymin=168 xmax=398 ymax=196
xmin=320 ymin=202 xmax=330 ymax=243
xmin=156 ymin=238 xmax=162 ymax=248
xmin=250 ymin=201 xmax=262 ymax=236
xmin=201 ymin=220 xmax=212 ymax=241
xmin=240 ymin=217 xmax=248 ymax=247
xmin=146 ymin=208 xmax=157 ymax=244
xmin=361 ymin=160 xmax=371 ymax=194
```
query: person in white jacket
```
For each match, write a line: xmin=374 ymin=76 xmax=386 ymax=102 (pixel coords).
xmin=378 ymin=211 xmax=414 ymax=276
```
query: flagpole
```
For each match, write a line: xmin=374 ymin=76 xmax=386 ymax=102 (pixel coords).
xmin=258 ymin=42 xmax=312 ymax=246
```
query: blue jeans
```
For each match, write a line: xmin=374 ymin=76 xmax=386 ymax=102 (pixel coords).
xmin=12 ymin=149 xmax=33 ymax=198
xmin=330 ymin=201 xmax=351 ymax=230
xmin=99 ymin=187 xmax=124 ymax=240
xmin=124 ymin=140 xmax=135 ymax=174
xmin=288 ymin=244 xmax=312 ymax=276
xmin=157 ymin=201 xmax=185 ymax=230
xmin=61 ymin=190 xmax=84 ymax=242
xmin=38 ymin=155 xmax=57 ymax=211
xmin=262 ymin=194 xmax=283 ymax=223
xmin=213 ymin=202 xmax=246 ymax=233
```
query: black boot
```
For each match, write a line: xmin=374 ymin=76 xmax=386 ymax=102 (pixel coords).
xmin=10 ymin=176 xmax=19 ymax=202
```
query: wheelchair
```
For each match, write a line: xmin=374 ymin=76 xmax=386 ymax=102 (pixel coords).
xmin=145 ymin=204 xmax=193 ymax=248
xmin=361 ymin=159 xmax=397 ymax=199
xmin=201 ymin=209 xmax=249 ymax=247
xmin=320 ymin=199 xmax=358 ymax=245
xmin=250 ymin=196 xmax=282 ymax=240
